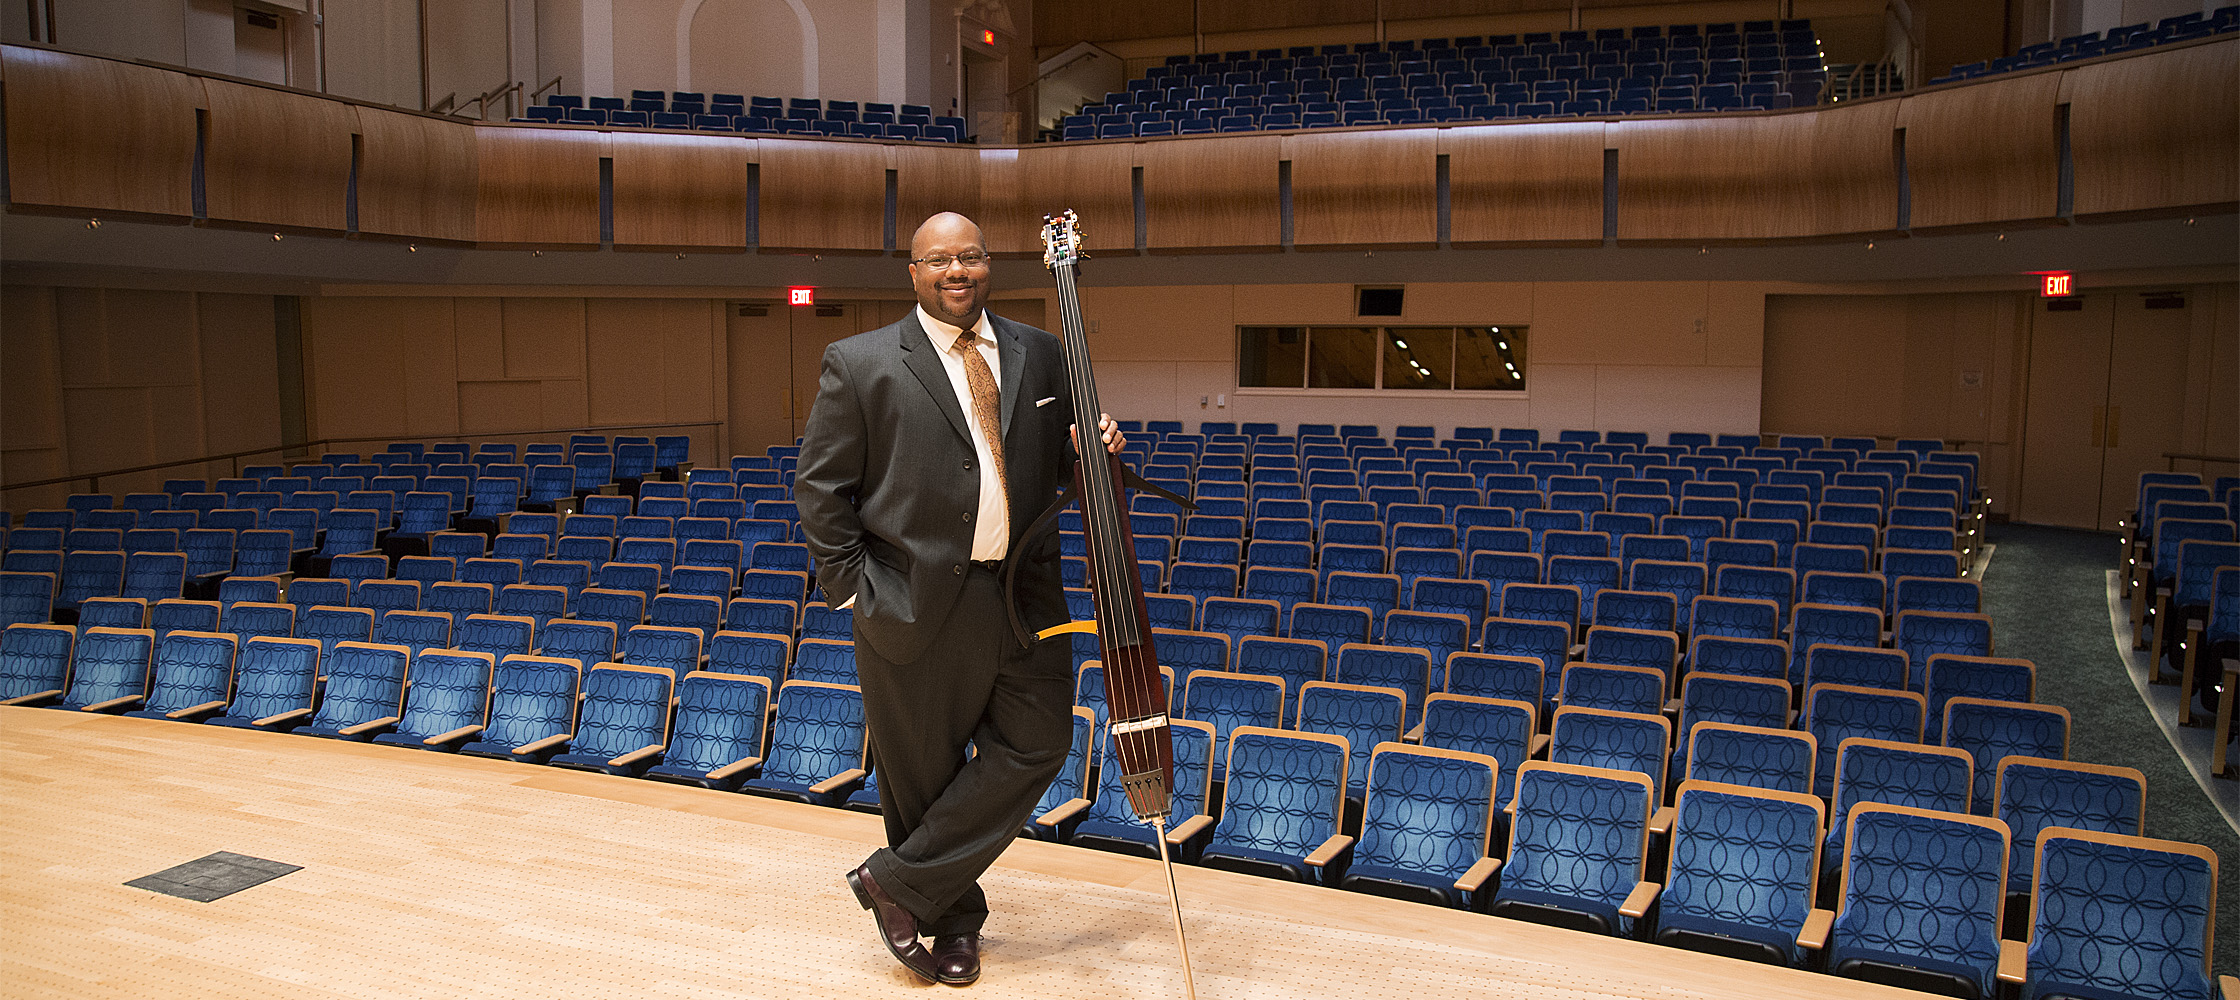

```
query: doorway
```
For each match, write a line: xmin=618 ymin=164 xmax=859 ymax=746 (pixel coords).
xmin=2016 ymin=289 xmax=2195 ymax=530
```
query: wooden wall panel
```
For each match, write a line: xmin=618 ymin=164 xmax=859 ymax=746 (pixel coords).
xmin=1445 ymin=122 xmax=1604 ymax=244
xmin=1288 ymin=130 xmax=1438 ymax=248
xmin=1808 ymin=100 xmax=1901 ymax=235
xmin=976 ymin=149 xmax=1029 ymax=255
xmin=354 ymin=106 xmax=477 ymax=242
xmin=194 ymin=293 xmax=282 ymax=455
xmin=1897 ymin=72 xmax=2061 ymax=229
xmin=1140 ymin=134 xmax=1282 ymax=251
xmin=1012 ymin=142 xmax=1135 ymax=254
xmin=499 ymin=298 xmax=586 ymax=379
xmin=610 ymin=133 xmax=753 ymax=250
xmin=756 ymin=139 xmax=886 ymax=252
xmin=1 ymin=45 xmax=197 ymax=217
xmin=893 ymin=142 xmax=981 ymax=238
xmin=474 ymin=127 xmax=603 ymax=246
xmin=2065 ymin=40 xmax=2239 ymax=217
xmin=200 ymin=79 xmax=355 ymax=231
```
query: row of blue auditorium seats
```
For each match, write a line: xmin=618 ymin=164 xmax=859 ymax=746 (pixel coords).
xmin=1061 ymin=92 xmax=1800 ymax=137
xmin=1104 ymin=72 xmax=1820 ymax=112
xmin=1122 ymin=61 xmax=1822 ymax=100
xmin=1930 ymin=7 xmax=2235 ymax=83
xmin=1154 ymin=19 xmax=1817 ymax=66
xmin=517 ymin=107 xmax=962 ymax=142
xmin=547 ymin=93 xmax=936 ymax=120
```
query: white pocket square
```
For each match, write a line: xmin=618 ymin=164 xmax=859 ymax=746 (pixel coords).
xmin=1034 ymin=396 xmax=1056 ymax=407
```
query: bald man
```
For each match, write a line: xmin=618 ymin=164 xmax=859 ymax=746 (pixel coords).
xmin=794 ymin=212 xmax=1121 ymax=985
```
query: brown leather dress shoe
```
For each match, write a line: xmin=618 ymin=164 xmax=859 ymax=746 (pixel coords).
xmin=931 ymin=932 xmax=980 ymax=985
xmin=846 ymin=864 xmax=939 ymax=983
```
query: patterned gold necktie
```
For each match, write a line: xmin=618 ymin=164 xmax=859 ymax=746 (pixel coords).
xmin=952 ymin=334 xmax=1010 ymax=519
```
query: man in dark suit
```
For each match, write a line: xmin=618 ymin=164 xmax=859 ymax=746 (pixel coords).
xmin=794 ymin=211 xmax=1121 ymax=986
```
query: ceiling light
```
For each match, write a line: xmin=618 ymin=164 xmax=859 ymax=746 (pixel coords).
xmin=1394 ymin=339 xmax=1409 ymax=350
xmin=1497 ymin=340 xmax=1507 ymax=350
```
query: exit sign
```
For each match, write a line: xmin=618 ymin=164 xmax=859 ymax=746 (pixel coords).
xmin=789 ymin=287 xmax=815 ymax=306
xmin=2039 ymin=272 xmax=2074 ymax=297
xmin=981 ymin=28 xmax=995 ymax=45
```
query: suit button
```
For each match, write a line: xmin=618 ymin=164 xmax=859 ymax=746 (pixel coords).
xmin=961 ymin=511 xmax=973 ymax=522
xmin=952 ymin=564 xmax=964 ymax=575
xmin=963 ymin=460 xmax=974 ymax=471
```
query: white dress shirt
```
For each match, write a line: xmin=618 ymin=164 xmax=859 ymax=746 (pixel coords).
xmin=916 ymin=304 xmax=1010 ymax=561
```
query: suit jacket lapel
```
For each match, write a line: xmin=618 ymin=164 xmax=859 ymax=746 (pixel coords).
xmin=898 ymin=313 xmax=970 ymax=445
xmin=995 ymin=315 xmax=1026 ymax=435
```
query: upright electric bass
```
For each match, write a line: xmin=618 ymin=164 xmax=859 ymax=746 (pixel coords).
xmin=1008 ymin=210 xmax=1200 ymax=998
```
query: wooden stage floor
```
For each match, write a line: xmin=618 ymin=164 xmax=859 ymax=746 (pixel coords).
xmin=0 ymin=707 xmax=1914 ymax=999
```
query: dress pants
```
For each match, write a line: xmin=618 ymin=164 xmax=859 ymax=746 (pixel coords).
xmin=855 ymin=561 xmax=1074 ymax=936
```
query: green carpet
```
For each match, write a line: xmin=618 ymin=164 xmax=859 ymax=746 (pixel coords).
xmin=1980 ymin=522 xmax=2237 ymax=979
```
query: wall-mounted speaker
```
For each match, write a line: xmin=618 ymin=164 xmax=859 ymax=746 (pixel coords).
xmin=1357 ymin=286 xmax=1403 ymax=317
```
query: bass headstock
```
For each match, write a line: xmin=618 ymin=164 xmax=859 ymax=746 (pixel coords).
xmin=1041 ymin=209 xmax=1086 ymax=271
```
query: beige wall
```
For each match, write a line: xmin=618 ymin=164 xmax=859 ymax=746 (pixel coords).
xmin=324 ymin=0 xmax=424 ymax=109
xmin=299 ymin=293 xmax=727 ymax=466
xmin=1 ymin=286 xmax=283 ymax=511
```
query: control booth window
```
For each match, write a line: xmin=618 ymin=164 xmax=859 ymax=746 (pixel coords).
xmin=1238 ymin=326 xmax=1525 ymax=392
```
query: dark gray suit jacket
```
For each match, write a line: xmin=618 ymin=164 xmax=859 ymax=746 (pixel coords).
xmin=792 ymin=311 xmax=1076 ymax=664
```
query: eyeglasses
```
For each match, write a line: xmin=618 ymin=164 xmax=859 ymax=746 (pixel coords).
xmin=911 ymin=252 xmax=991 ymax=270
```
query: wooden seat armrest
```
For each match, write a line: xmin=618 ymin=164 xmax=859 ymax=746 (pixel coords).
xmin=1648 ymin=806 xmax=1675 ymax=835
xmin=1568 ymin=643 xmax=1586 ymax=658
xmin=706 ymin=755 xmax=763 ymax=781
xmin=1165 ymin=813 xmax=1216 ymax=845
xmin=83 ymin=694 xmax=145 ymax=712
xmin=809 ymin=768 xmax=870 ymax=795
xmin=512 ymin=732 xmax=573 ymax=756
xmin=1997 ymin=940 xmax=2027 ymax=983
xmin=607 ymin=743 xmax=667 ymax=768
xmin=339 ymin=715 xmax=400 ymax=736
xmin=424 ymin=724 xmax=485 ymax=746
xmin=1454 ymin=856 xmax=1501 ymax=893
xmin=1035 ymin=797 xmax=1093 ymax=828
xmin=253 ymin=707 xmax=313 ymax=727
xmin=1662 ymin=697 xmax=1680 ymax=714
xmin=2 ymin=689 xmax=61 ymax=706
xmin=1796 ymin=908 xmax=1834 ymax=950
xmin=1404 ymin=722 xmax=1424 ymax=742
xmin=167 ymin=700 xmax=229 ymax=720
xmin=1618 ymin=881 xmax=1661 ymax=919
xmin=1529 ymin=734 xmax=1551 ymax=758
xmin=2216 ymin=974 xmax=2237 ymax=1000
xmin=1304 ymin=833 xmax=1355 ymax=868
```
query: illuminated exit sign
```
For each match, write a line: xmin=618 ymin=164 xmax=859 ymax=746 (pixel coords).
xmin=981 ymin=28 xmax=995 ymax=45
xmin=2039 ymin=272 xmax=2074 ymax=297
xmin=789 ymin=287 xmax=815 ymax=306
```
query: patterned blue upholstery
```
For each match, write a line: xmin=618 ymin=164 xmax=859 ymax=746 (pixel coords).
xmin=790 ymin=638 xmax=857 ymax=685
xmin=1824 ymin=738 xmax=1974 ymax=882
xmin=1657 ymin=782 xmax=1825 ymax=966
xmin=1234 ymin=635 xmax=1326 ymax=696
xmin=1381 ymin=611 xmax=1468 ymax=678
xmin=426 ymin=582 xmax=494 ymax=630
xmin=1829 ymin=803 xmax=2007 ymax=999
xmin=1183 ymin=671 xmax=1285 ymax=782
xmin=536 ymin=618 xmax=618 ymax=672
xmin=2026 ymin=831 xmax=2217 ymax=1000
xmin=1419 ymin=693 xmax=1535 ymax=810
xmin=1158 ymin=628 xmax=1233 ymax=684
xmin=1295 ymin=681 xmax=1405 ymax=799
xmin=1925 ymin=655 xmax=2035 ymax=742
xmin=54 ymin=626 xmax=153 ymax=712
xmin=1070 ymin=719 xmax=1215 ymax=858
xmin=295 ymin=605 xmax=374 ymax=661
xmin=738 ymin=680 xmax=867 ymax=805
xmin=0 ymin=571 xmax=56 ymax=628
xmin=1290 ymin=603 xmax=1370 ymax=657
xmin=1789 ymin=603 xmax=1882 ymax=685
xmin=1023 ymin=707 xmax=1096 ymax=839
xmin=1557 ymin=663 xmax=1666 ymax=716
xmin=1685 ymin=723 xmax=1816 ymax=796
xmin=1200 ymin=597 xmax=1279 ymax=654
xmin=352 ymin=579 xmax=421 ymax=620
xmin=1592 ymin=589 xmax=1678 ymax=634
xmin=1995 ymin=757 xmax=2144 ymax=898
xmin=1583 ymin=625 xmax=1679 ymax=683
xmin=1895 ymin=610 xmax=1993 ymax=692
xmin=1342 ymin=744 xmax=1498 ymax=909
xmin=1805 ymin=643 xmax=1909 ymax=692
xmin=123 ymin=630 xmax=236 ymax=721
xmin=705 ymin=630 xmax=789 ymax=688
xmin=1943 ymin=697 xmax=2068 ymax=815
xmin=1689 ymin=595 xmax=1781 ymax=642
xmin=1689 ymin=635 xmax=1791 ymax=683
xmin=372 ymin=610 xmax=450 ymax=656
xmin=1481 ymin=616 xmax=1572 ymax=713
xmin=1200 ymin=727 xmax=1350 ymax=884
xmin=286 ymin=579 xmax=350 ymax=616
xmin=1894 ymin=576 xmax=1981 ymax=616
xmin=371 ymin=649 xmax=494 ymax=751
xmin=645 ymin=671 xmax=771 ymax=788
xmin=1805 ymin=683 xmax=1927 ymax=796
xmin=1801 ymin=570 xmax=1886 ymax=614
xmin=206 ymin=641 xmax=322 ymax=726
xmin=574 ymin=587 xmax=646 ymax=629
xmin=456 ymin=613 xmax=536 ymax=658
xmin=460 ymin=654 xmax=581 ymax=758
xmin=293 ymin=641 xmax=409 ymax=740
xmin=221 ymin=600 xmax=295 ymax=646
xmin=1493 ymin=761 xmax=1654 ymax=936
xmin=1500 ymin=582 xmax=1581 ymax=632
xmin=549 ymin=664 xmax=676 ymax=776
xmin=496 ymin=584 xmax=570 ymax=631
xmin=0 ymin=623 xmax=74 ymax=704
xmin=618 ymin=624 xmax=700 ymax=675
xmin=1550 ymin=706 xmax=1672 ymax=804
xmin=1668 ymin=672 xmax=1790 ymax=787
xmin=1334 ymin=643 xmax=1432 ymax=722
xmin=1441 ymin=651 xmax=1541 ymax=706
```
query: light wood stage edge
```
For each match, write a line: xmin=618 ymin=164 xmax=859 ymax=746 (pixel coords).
xmin=0 ymin=707 xmax=1917 ymax=999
